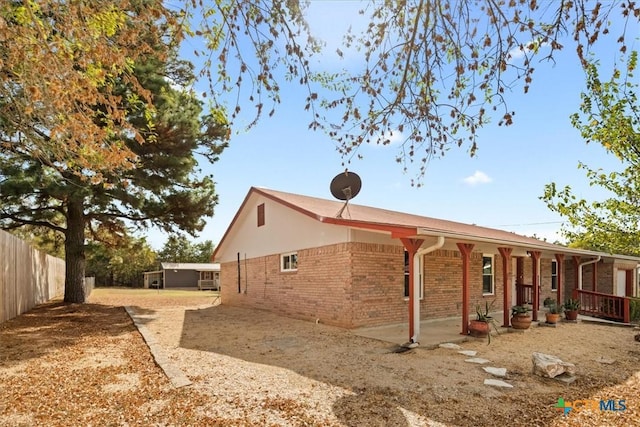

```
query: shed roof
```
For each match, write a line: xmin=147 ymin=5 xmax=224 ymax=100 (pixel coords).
xmin=161 ymin=262 xmax=220 ymax=271
xmin=212 ymin=187 xmax=640 ymax=262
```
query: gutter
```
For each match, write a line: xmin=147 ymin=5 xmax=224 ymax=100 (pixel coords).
xmin=577 ymin=256 xmax=601 ymax=291
xmin=411 ymin=236 xmax=445 ymax=344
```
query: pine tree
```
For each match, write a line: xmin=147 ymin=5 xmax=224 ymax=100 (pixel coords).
xmin=0 ymin=43 xmax=228 ymax=303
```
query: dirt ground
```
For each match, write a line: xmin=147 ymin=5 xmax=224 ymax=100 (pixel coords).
xmin=1 ymin=288 xmax=640 ymax=426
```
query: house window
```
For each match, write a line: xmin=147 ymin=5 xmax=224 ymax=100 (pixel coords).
xmin=404 ymin=251 xmax=410 ymax=297
xmin=403 ymin=251 xmax=424 ymax=299
xmin=482 ymin=255 xmax=494 ymax=295
xmin=257 ymin=203 xmax=265 ymax=227
xmin=281 ymin=252 xmax=298 ymax=272
xmin=551 ymin=260 xmax=558 ymax=291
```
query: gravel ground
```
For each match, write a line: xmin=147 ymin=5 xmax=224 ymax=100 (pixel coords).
xmin=1 ymin=288 xmax=639 ymax=426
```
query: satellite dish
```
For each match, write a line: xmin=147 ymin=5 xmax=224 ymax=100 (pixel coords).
xmin=330 ymin=171 xmax=361 ymax=201
xmin=330 ymin=171 xmax=361 ymax=218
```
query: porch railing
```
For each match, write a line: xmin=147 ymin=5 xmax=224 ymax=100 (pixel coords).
xmin=198 ymin=279 xmax=219 ymax=290
xmin=574 ymin=289 xmax=630 ymax=323
xmin=516 ymin=284 xmax=533 ymax=305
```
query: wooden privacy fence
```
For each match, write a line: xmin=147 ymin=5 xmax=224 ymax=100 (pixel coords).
xmin=0 ymin=230 xmax=65 ymax=323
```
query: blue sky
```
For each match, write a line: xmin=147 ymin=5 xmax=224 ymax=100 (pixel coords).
xmin=146 ymin=2 xmax=636 ymax=250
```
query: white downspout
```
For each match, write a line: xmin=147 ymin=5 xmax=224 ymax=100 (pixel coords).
xmin=578 ymin=256 xmax=601 ymax=291
xmin=411 ymin=236 xmax=445 ymax=344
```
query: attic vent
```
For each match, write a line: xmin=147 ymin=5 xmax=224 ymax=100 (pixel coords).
xmin=257 ymin=203 xmax=265 ymax=227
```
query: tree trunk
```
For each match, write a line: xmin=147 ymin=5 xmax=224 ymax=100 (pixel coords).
xmin=64 ymin=196 xmax=86 ymax=303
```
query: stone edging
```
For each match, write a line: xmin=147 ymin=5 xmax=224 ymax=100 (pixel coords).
xmin=124 ymin=306 xmax=192 ymax=388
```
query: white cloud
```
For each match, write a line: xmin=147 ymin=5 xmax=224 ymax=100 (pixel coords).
xmin=508 ymin=40 xmax=550 ymax=61
xmin=463 ymin=170 xmax=492 ymax=186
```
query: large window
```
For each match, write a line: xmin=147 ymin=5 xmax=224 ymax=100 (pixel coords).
xmin=482 ymin=255 xmax=494 ymax=295
xmin=281 ymin=252 xmax=298 ymax=272
xmin=551 ymin=260 xmax=558 ymax=291
xmin=403 ymin=251 xmax=424 ymax=299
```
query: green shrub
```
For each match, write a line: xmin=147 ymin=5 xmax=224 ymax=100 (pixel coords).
xmin=630 ymin=298 xmax=640 ymax=322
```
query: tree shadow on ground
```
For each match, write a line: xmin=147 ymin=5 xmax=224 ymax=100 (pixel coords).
xmin=0 ymin=300 xmax=151 ymax=366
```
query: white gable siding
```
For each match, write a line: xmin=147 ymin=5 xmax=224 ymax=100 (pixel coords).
xmin=214 ymin=193 xmax=351 ymax=263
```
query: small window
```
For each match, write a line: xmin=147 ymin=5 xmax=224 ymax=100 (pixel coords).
xmin=482 ymin=255 xmax=494 ymax=295
xmin=551 ymin=260 xmax=558 ymax=291
xmin=403 ymin=251 xmax=424 ymax=299
xmin=281 ymin=252 xmax=298 ymax=272
xmin=404 ymin=251 xmax=410 ymax=297
xmin=257 ymin=203 xmax=265 ymax=227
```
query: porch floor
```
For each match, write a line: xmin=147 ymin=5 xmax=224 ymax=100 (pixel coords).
xmin=351 ymin=311 xmax=627 ymax=348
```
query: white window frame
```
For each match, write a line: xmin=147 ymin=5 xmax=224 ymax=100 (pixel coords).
xmin=482 ymin=254 xmax=495 ymax=295
xmin=551 ymin=259 xmax=558 ymax=292
xmin=403 ymin=252 xmax=424 ymax=300
xmin=281 ymin=252 xmax=298 ymax=272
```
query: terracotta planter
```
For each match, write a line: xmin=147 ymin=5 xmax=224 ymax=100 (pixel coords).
xmin=468 ymin=320 xmax=490 ymax=338
xmin=511 ymin=313 xmax=532 ymax=330
xmin=545 ymin=313 xmax=561 ymax=324
xmin=565 ymin=310 xmax=579 ymax=321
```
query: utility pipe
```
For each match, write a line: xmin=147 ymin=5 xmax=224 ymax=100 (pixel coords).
xmin=577 ymin=256 xmax=601 ymax=291
xmin=411 ymin=236 xmax=445 ymax=344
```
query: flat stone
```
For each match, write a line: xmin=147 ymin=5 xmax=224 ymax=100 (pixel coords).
xmin=483 ymin=367 xmax=507 ymax=377
xmin=465 ymin=357 xmax=490 ymax=364
xmin=458 ymin=350 xmax=477 ymax=356
xmin=484 ymin=379 xmax=513 ymax=388
xmin=595 ymin=356 xmax=615 ymax=364
xmin=539 ymin=322 xmax=558 ymax=328
xmin=532 ymin=352 xmax=576 ymax=379
xmin=554 ymin=373 xmax=577 ymax=384
xmin=439 ymin=343 xmax=462 ymax=350
xmin=508 ymin=327 xmax=531 ymax=333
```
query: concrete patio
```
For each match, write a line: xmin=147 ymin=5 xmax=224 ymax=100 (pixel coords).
xmin=351 ymin=311 xmax=626 ymax=348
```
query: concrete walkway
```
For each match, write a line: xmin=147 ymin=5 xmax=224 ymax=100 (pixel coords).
xmin=125 ymin=306 xmax=192 ymax=388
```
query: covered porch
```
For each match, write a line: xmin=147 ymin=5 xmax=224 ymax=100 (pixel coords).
xmin=352 ymin=310 xmax=622 ymax=347
xmin=393 ymin=229 xmax=639 ymax=345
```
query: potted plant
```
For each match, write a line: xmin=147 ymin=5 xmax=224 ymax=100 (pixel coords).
xmin=543 ymin=296 xmax=554 ymax=308
xmin=511 ymin=304 xmax=532 ymax=329
xmin=563 ymin=298 xmax=581 ymax=321
xmin=469 ymin=300 xmax=500 ymax=343
xmin=545 ymin=300 xmax=562 ymax=324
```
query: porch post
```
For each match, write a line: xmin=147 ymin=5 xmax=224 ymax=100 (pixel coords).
xmin=400 ymin=238 xmax=424 ymax=343
xmin=529 ymin=251 xmax=541 ymax=322
xmin=457 ymin=243 xmax=475 ymax=336
xmin=592 ymin=261 xmax=598 ymax=292
xmin=572 ymin=256 xmax=581 ymax=290
xmin=498 ymin=247 xmax=513 ymax=327
xmin=555 ymin=254 xmax=565 ymax=306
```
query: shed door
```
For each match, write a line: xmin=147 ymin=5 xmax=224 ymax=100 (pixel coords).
xmin=616 ymin=270 xmax=626 ymax=296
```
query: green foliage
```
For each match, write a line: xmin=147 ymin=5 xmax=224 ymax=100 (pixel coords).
xmin=511 ymin=305 xmax=532 ymax=316
xmin=86 ymin=237 xmax=157 ymax=287
xmin=158 ymin=236 xmax=215 ymax=264
xmin=474 ymin=300 xmax=500 ymax=344
xmin=563 ymin=298 xmax=581 ymax=311
xmin=0 ymin=40 xmax=229 ymax=302
xmin=542 ymin=51 xmax=640 ymax=256
xmin=546 ymin=301 xmax=562 ymax=315
xmin=185 ymin=1 xmax=640 ymax=185
xmin=475 ymin=300 xmax=494 ymax=322
xmin=629 ymin=298 xmax=640 ymax=323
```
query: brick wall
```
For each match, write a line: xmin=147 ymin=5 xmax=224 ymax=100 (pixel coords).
xmin=350 ymin=243 xmax=405 ymax=327
xmin=219 ymin=240 xmax=627 ymax=329
xmin=563 ymin=258 xmax=621 ymax=300
xmin=220 ymin=243 xmax=354 ymax=327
